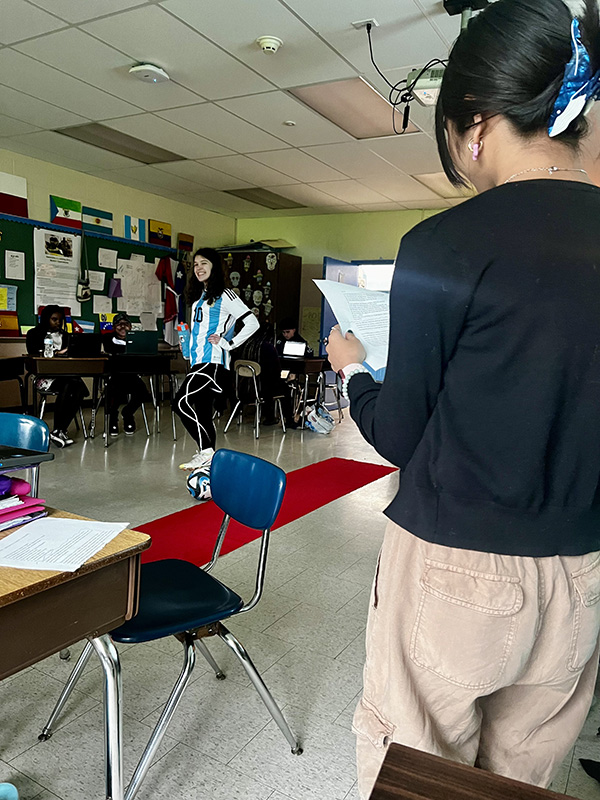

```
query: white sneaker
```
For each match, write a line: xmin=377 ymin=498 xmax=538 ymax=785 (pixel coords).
xmin=179 ymin=448 xmax=214 ymax=470
xmin=50 ymin=430 xmax=74 ymax=448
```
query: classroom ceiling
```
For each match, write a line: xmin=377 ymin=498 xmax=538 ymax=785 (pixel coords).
xmin=0 ymin=0 xmax=472 ymax=218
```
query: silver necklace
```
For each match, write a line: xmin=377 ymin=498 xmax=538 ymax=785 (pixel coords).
xmin=503 ymin=166 xmax=589 ymax=184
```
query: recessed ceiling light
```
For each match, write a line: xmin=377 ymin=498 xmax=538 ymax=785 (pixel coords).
xmin=56 ymin=123 xmax=185 ymax=164
xmin=289 ymin=78 xmax=420 ymax=139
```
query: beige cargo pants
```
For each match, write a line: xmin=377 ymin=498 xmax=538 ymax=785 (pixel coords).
xmin=354 ymin=521 xmax=600 ymax=799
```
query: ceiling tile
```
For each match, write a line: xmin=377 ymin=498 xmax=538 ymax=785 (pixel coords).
xmin=267 ymin=183 xmax=342 ymax=207
xmin=367 ymin=133 xmax=442 ymax=175
xmin=198 ymin=155 xmax=297 ymax=187
xmin=359 ymin=172 xmax=441 ymax=201
xmin=103 ymin=114 xmax=232 ymax=159
xmin=0 ymin=113 xmax=39 ymax=137
xmin=15 ymin=29 xmax=204 ymax=112
xmin=83 ymin=5 xmax=273 ymax=100
xmin=184 ymin=189 xmax=270 ymax=215
xmin=158 ymin=104 xmax=289 ymax=153
xmin=417 ymin=0 xmax=462 ymax=47
xmin=0 ymin=135 xmax=99 ymax=173
xmin=308 ymin=180 xmax=390 ymax=204
xmin=28 ymin=0 xmax=148 ymax=23
xmin=301 ymin=141 xmax=405 ymax=180
xmin=414 ymin=171 xmax=474 ymax=198
xmin=0 ymin=0 xmax=65 ymax=44
xmin=0 ymin=49 xmax=140 ymax=120
xmin=355 ymin=202 xmax=408 ymax=211
xmin=161 ymin=0 xmax=355 ymax=89
xmin=16 ymin=130 xmax=143 ymax=170
xmin=154 ymin=161 xmax=253 ymax=191
xmin=105 ymin=164 xmax=202 ymax=193
xmin=0 ymin=84 xmax=89 ymax=129
xmin=89 ymin=167 xmax=175 ymax=195
xmin=217 ymin=91 xmax=353 ymax=147
xmin=249 ymin=149 xmax=348 ymax=182
xmin=284 ymin=0 xmax=448 ymax=75
xmin=401 ymin=198 xmax=450 ymax=209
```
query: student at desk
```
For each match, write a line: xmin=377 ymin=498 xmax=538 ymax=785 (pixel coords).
xmin=103 ymin=312 xmax=151 ymax=436
xmin=26 ymin=304 xmax=87 ymax=448
xmin=276 ymin=317 xmax=313 ymax=357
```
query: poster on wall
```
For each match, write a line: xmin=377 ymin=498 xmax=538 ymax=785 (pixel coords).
xmin=33 ymin=227 xmax=81 ymax=316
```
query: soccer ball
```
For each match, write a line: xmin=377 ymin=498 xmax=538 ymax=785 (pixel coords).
xmin=186 ymin=465 xmax=212 ymax=501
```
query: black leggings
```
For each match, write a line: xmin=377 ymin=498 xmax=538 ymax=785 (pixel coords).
xmin=106 ymin=375 xmax=150 ymax=421
xmin=51 ymin=378 xmax=88 ymax=433
xmin=173 ymin=363 xmax=229 ymax=449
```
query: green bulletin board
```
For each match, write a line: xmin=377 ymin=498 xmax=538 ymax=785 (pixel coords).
xmin=0 ymin=212 xmax=176 ymax=330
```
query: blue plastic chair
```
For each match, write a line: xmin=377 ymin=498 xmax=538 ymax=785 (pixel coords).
xmin=39 ymin=449 xmax=302 ymax=800
xmin=0 ymin=784 xmax=18 ymax=800
xmin=0 ymin=412 xmax=49 ymax=496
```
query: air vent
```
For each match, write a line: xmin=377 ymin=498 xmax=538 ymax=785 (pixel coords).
xmin=56 ymin=123 xmax=185 ymax=164
xmin=225 ymin=188 xmax=305 ymax=210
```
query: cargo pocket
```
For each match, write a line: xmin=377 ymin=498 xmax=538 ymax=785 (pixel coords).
xmin=352 ymin=697 xmax=395 ymax=749
xmin=568 ymin=554 xmax=600 ymax=672
xmin=409 ymin=559 xmax=523 ymax=690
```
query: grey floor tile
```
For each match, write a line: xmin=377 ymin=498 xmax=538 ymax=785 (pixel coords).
xmin=265 ymin=601 xmax=366 ymax=659
xmin=337 ymin=555 xmax=379 ymax=587
xmin=334 ymin=692 xmax=363 ymax=732
xmin=336 ymin=632 xmax=366 ymax=669
xmin=344 ymin=782 xmax=361 ymax=800
xmin=0 ymin=762 xmax=48 ymax=800
xmin=275 ymin=570 xmax=364 ymax=613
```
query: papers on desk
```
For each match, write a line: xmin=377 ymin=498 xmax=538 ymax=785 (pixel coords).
xmin=0 ymin=518 xmax=130 ymax=571
xmin=314 ymin=279 xmax=389 ymax=380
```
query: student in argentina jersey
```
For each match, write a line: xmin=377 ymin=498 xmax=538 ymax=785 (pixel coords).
xmin=174 ymin=248 xmax=259 ymax=471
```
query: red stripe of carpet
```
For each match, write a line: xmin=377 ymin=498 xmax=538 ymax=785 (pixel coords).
xmin=137 ymin=458 xmax=397 ymax=566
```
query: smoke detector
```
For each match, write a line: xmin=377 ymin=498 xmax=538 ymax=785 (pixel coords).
xmin=256 ymin=36 xmax=283 ymax=54
xmin=129 ymin=64 xmax=170 ymax=84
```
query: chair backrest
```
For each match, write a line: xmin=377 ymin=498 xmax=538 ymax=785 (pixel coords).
xmin=211 ymin=449 xmax=285 ymax=531
xmin=234 ymin=359 xmax=261 ymax=378
xmin=0 ymin=413 xmax=49 ymax=452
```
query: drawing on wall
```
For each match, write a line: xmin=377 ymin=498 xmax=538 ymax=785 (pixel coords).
xmin=82 ymin=206 xmax=113 ymax=234
xmin=50 ymin=195 xmax=82 ymax=230
xmin=124 ymin=215 xmax=146 ymax=242
xmin=148 ymin=219 xmax=172 ymax=247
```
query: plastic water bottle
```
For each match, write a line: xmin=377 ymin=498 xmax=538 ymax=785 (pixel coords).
xmin=43 ymin=333 xmax=54 ymax=358
xmin=177 ymin=323 xmax=190 ymax=359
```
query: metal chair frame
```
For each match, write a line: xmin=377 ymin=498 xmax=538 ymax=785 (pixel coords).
xmin=39 ymin=449 xmax=302 ymax=800
xmin=224 ymin=360 xmax=286 ymax=439
xmin=0 ymin=412 xmax=49 ymax=497
xmin=38 ymin=388 xmax=88 ymax=439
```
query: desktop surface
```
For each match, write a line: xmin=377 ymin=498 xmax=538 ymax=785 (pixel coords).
xmin=0 ymin=446 xmax=54 ymax=469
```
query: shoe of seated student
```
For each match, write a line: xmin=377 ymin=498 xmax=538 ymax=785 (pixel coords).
xmin=286 ymin=418 xmax=300 ymax=429
xmin=178 ymin=447 xmax=214 ymax=471
xmin=123 ymin=417 xmax=136 ymax=435
xmin=50 ymin=430 xmax=73 ymax=448
xmin=109 ymin=419 xmax=119 ymax=437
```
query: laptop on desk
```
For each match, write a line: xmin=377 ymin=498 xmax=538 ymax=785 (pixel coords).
xmin=282 ymin=341 xmax=307 ymax=359
xmin=67 ymin=333 xmax=103 ymax=358
xmin=124 ymin=331 xmax=159 ymax=355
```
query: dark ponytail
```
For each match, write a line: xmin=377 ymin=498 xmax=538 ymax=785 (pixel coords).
xmin=184 ymin=247 xmax=226 ymax=307
xmin=436 ymin=0 xmax=600 ymax=186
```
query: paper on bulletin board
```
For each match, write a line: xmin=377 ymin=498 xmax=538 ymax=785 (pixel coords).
xmin=98 ymin=248 xmax=117 ymax=270
xmin=5 ymin=250 xmax=25 ymax=280
xmin=140 ymin=312 xmax=157 ymax=331
xmin=88 ymin=270 xmax=105 ymax=291
xmin=33 ymin=228 xmax=81 ymax=316
xmin=117 ymin=296 xmax=127 ymax=312
xmin=93 ymin=295 xmax=113 ymax=315
xmin=130 ymin=253 xmax=145 ymax=263
xmin=0 ymin=284 xmax=17 ymax=311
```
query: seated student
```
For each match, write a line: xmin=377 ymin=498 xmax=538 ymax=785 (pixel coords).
xmin=26 ymin=305 xmax=88 ymax=448
xmin=275 ymin=317 xmax=314 ymax=357
xmin=102 ymin=313 xmax=151 ymax=435
xmin=238 ymin=324 xmax=298 ymax=428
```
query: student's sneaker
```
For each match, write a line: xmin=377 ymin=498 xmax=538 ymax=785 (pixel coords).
xmin=50 ymin=430 xmax=74 ymax=447
xmin=178 ymin=448 xmax=214 ymax=471
xmin=109 ymin=420 xmax=119 ymax=437
xmin=123 ymin=417 xmax=136 ymax=435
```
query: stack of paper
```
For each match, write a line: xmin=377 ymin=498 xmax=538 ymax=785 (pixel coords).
xmin=0 ymin=495 xmax=47 ymax=532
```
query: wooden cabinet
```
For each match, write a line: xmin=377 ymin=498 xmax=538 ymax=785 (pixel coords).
xmin=222 ymin=250 xmax=301 ymax=332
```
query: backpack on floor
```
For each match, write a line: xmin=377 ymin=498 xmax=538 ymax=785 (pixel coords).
xmin=304 ymin=405 xmax=335 ymax=435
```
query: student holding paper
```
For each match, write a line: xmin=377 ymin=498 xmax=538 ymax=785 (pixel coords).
xmin=327 ymin=1 xmax=600 ymax=796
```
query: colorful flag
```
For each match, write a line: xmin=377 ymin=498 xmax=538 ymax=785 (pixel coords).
xmin=124 ymin=215 xmax=145 ymax=242
xmin=177 ymin=233 xmax=194 ymax=253
xmin=0 ymin=172 xmax=28 ymax=217
xmin=148 ymin=218 xmax=171 ymax=247
xmin=82 ymin=206 xmax=113 ymax=234
xmin=50 ymin=195 xmax=82 ymax=229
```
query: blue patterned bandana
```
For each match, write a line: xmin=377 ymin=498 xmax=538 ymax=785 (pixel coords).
xmin=548 ymin=19 xmax=600 ymax=137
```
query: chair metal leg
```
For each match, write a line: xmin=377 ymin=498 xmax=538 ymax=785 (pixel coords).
xmin=30 ymin=465 xmax=40 ymax=498
xmin=275 ymin=398 xmax=286 ymax=433
xmin=254 ymin=401 xmax=261 ymax=439
xmin=59 ymin=647 xmax=71 ymax=660
xmin=218 ymin=624 xmax=302 ymax=755
xmin=39 ymin=641 xmax=95 ymax=740
xmin=89 ymin=635 xmax=124 ymax=800
xmin=39 ymin=396 xmax=46 ymax=421
xmin=140 ymin=402 xmax=151 ymax=437
xmin=194 ymin=639 xmax=225 ymax=680
xmin=149 ymin=376 xmax=160 ymax=433
xmin=125 ymin=633 xmax=197 ymax=800
xmin=79 ymin=406 xmax=88 ymax=439
xmin=224 ymin=400 xmax=241 ymax=434
xmin=169 ymin=375 xmax=177 ymax=441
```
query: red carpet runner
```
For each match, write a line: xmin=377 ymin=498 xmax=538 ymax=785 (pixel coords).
xmin=137 ymin=458 xmax=397 ymax=566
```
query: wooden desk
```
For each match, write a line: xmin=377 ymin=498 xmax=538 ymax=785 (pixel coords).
xmin=0 ymin=356 xmax=26 ymax=410
xmin=0 ymin=508 xmax=150 ymax=800
xmin=370 ymin=743 xmax=576 ymax=800
xmin=280 ymin=356 xmax=327 ymax=427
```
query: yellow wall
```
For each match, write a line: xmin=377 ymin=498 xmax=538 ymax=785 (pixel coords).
xmin=236 ymin=208 xmax=443 ymax=264
xmin=0 ymin=148 xmax=235 ymax=246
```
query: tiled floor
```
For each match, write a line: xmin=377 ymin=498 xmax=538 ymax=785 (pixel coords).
xmin=1 ymin=406 xmax=600 ymax=799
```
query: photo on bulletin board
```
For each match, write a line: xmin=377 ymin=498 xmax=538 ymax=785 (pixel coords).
xmin=148 ymin=219 xmax=171 ymax=248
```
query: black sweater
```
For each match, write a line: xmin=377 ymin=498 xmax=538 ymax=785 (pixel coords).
xmin=349 ymin=180 xmax=600 ymax=557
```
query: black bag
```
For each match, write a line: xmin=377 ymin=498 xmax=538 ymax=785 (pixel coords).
xmin=76 ymin=232 xmax=92 ymax=303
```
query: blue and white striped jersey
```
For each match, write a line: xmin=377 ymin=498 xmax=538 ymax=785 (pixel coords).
xmin=189 ymin=289 xmax=257 ymax=368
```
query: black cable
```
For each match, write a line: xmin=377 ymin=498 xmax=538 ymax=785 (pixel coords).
xmin=366 ymin=24 xmax=397 ymax=91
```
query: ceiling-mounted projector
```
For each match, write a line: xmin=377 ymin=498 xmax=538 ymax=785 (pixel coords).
xmin=129 ymin=64 xmax=170 ymax=84
xmin=407 ymin=66 xmax=445 ymax=106
xmin=443 ymin=0 xmax=489 ymax=12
